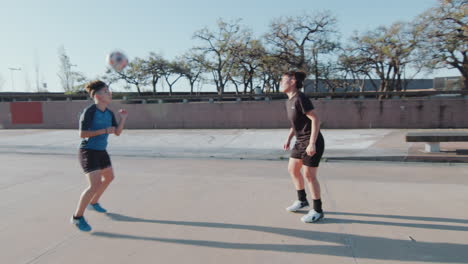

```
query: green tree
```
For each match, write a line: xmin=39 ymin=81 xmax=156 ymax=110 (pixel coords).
xmin=57 ymin=46 xmax=75 ymax=92
xmin=178 ymin=51 xmax=205 ymax=95
xmin=416 ymin=0 xmax=467 ymax=89
xmin=346 ymin=21 xmax=422 ymax=93
xmin=193 ymin=19 xmax=245 ymax=95
xmin=70 ymin=72 xmax=89 ymax=94
xmin=144 ymin=53 xmax=165 ymax=95
xmin=161 ymin=59 xmax=184 ymax=96
xmin=264 ymin=12 xmax=338 ymax=74
xmin=258 ymin=54 xmax=286 ymax=93
xmin=107 ymin=57 xmax=149 ymax=95
xmin=230 ymin=36 xmax=266 ymax=94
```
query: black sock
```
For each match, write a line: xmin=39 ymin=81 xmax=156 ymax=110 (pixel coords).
xmin=297 ymin=189 xmax=307 ymax=202
xmin=73 ymin=215 xmax=82 ymax=219
xmin=313 ymin=199 xmax=323 ymax=213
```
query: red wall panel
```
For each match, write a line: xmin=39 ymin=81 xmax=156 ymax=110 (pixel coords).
xmin=10 ymin=102 xmax=43 ymax=124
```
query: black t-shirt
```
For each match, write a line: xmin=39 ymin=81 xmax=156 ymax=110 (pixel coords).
xmin=286 ymin=92 xmax=315 ymax=142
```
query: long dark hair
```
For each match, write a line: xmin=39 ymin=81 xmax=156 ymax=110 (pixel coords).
xmin=283 ymin=71 xmax=307 ymax=89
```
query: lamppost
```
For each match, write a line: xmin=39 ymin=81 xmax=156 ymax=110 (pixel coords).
xmin=8 ymin=67 xmax=21 ymax=91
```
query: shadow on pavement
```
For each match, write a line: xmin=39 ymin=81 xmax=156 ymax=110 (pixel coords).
xmin=89 ymin=212 xmax=468 ymax=263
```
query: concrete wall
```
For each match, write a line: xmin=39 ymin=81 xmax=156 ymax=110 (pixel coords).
xmin=304 ymin=79 xmax=434 ymax=93
xmin=0 ymin=98 xmax=467 ymax=129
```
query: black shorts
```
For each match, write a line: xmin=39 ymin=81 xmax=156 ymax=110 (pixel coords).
xmin=290 ymin=132 xmax=325 ymax=167
xmin=79 ymin=148 xmax=112 ymax=173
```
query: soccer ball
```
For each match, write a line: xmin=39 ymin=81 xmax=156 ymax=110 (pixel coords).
xmin=107 ymin=51 xmax=128 ymax=72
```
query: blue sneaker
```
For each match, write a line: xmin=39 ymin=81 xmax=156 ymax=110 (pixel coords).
xmin=71 ymin=216 xmax=92 ymax=232
xmin=87 ymin=203 xmax=107 ymax=213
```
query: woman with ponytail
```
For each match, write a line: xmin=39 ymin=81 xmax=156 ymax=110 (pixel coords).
xmin=281 ymin=71 xmax=325 ymax=223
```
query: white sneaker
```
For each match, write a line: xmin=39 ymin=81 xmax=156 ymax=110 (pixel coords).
xmin=301 ymin=209 xmax=324 ymax=223
xmin=286 ymin=200 xmax=309 ymax=212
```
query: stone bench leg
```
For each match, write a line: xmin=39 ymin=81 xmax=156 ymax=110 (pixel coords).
xmin=425 ymin=142 xmax=440 ymax=153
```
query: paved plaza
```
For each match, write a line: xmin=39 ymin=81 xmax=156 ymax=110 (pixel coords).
xmin=1 ymin=130 xmax=468 ymax=264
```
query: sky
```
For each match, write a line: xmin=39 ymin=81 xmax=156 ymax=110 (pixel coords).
xmin=0 ymin=0 xmax=460 ymax=93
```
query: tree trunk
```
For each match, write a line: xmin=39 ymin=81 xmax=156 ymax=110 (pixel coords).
xmin=462 ymin=76 xmax=468 ymax=91
xmin=396 ymin=73 xmax=402 ymax=92
xmin=232 ymin=81 xmax=239 ymax=95
xmin=136 ymin=84 xmax=141 ymax=95
xmin=243 ymin=78 xmax=249 ymax=94
xmin=379 ymin=78 xmax=386 ymax=92
xmin=152 ymin=77 xmax=159 ymax=95
xmin=462 ymin=71 xmax=468 ymax=90
xmin=275 ymin=80 xmax=280 ymax=92
xmin=218 ymin=83 xmax=224 ymax=96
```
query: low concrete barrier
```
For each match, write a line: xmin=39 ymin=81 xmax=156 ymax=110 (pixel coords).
xmin=0 ymin=98 xmax=467 ymax=129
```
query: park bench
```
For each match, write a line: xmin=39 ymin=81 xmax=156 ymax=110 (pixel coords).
xmin=406 ymin=132 xmax=468 ymax=153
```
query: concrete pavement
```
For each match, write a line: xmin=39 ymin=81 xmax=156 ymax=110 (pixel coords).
xmin=1 ymin=152 xmax=468 ymax=263
xmin=0 ymin=128 xmax=467 ymax=162
xmin=1 ymin=129 xmax=468 ymax=264
xmin=0 ymin=129 xmax=403 ymax=160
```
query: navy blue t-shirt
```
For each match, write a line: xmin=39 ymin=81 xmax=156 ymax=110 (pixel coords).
xmin=79 ymin=104 xmax=118 ymax=150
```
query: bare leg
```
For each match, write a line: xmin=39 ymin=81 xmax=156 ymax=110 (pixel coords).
xmin=288 ymin=158 xmax=304 ymax=190
xmin=90 ymin=167 xmax=115 ymax=205
xmin=303 ymin=166 xmax=321 ymax=200
xmin=74 ymin=170 xmax=102 ymax=217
